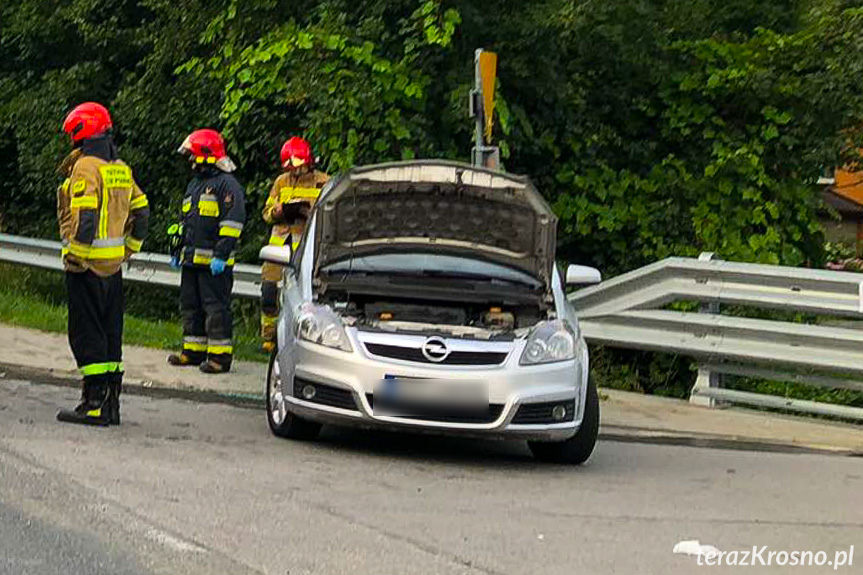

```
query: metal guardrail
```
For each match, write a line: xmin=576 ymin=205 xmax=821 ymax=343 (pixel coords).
xmin=570 ymin=252 xmax=863 ymax=420
xmin=4 ymin=233 xmax=863 ymax=420
xmin=0 ymin=234 xmax=263 ymax=299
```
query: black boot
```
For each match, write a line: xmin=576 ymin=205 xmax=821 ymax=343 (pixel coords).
xmin=199 ymin=358 xmax=231 ymax=374
xmin=107 ymin=371 xmax=123 ymax=425
xmin=57 ymin=376 xmax=112 ymax=426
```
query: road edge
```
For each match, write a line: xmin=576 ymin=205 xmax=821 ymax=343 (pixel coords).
xmin=0 ymin=362 xmax=264 ymax=409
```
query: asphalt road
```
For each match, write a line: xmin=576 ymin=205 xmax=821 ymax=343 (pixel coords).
xmin=0 ymin=374 xmax=860 ymax=575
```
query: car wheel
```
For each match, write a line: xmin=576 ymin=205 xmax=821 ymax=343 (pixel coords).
xmin=528 ymin=378 xmax=599 ymax=465
xmin=266 ymin=349 xmax=322 ymax=440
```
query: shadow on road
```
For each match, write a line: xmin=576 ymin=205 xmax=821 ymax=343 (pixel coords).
xmin=312 ymin=426 xmax=577 ymax=469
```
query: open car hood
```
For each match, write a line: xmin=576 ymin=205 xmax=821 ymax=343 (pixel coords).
xmin=313 ymin=161 xmax=558 ymax=295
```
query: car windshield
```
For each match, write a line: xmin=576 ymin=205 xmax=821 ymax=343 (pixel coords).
xmin=320 ymin=253 xmax=543 ymax=288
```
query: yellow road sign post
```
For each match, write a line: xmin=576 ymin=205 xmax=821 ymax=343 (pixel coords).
xmin=470 ymin=48 xmax=501 ymax=170
xmin=479 ymin=51 xmax=497 ymax=143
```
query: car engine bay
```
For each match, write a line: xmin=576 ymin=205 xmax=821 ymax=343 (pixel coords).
xmin=323 ymin=293 xmax=549 ymax=339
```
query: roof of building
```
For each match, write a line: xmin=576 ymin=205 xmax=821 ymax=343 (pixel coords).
xmin=828 ymin=168 xmax=863 ymax=210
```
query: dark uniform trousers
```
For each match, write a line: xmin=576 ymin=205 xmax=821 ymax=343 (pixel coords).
xmin=65 ymin=270 xmax=124 ymax=380
xmin=180 ymin=266 xmax=234 ymax=368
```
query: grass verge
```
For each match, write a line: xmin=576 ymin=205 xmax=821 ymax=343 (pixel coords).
xmin=0 ymin=263 xmax=266 ymax=363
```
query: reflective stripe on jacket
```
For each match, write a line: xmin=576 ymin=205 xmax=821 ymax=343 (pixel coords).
xmin=179 ymin=168 xmax=246 ymax=267
xmin=262 ymin=169 xmax=329 ymax=254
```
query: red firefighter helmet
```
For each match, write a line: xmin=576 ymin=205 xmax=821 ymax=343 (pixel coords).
xmin=63 ymin=102 xmax=113 ymax=143
xmin=280 ymin=137 xmax=313 ymax=169
xmin=178 ymin=129 xmax=236 ymax=172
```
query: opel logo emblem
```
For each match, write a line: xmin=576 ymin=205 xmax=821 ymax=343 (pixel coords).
xmin=422 ymin=336 xmax=450 ymax=363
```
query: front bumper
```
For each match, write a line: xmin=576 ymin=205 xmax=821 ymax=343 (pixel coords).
xmin=277 ymin=329 xmax=587 ymax=442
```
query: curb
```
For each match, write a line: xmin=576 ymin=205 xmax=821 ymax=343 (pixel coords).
xmin=0 ymin=362 xmax=265 ymax=409
xmin=599 ymin=424 xmax=861 ymax=456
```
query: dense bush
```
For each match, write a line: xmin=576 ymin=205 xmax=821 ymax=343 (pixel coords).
xmin=3 ymin=0 xmax=863 ymax=266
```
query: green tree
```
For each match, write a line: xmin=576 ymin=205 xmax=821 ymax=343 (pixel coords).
xmin=2 ymin=0 xmax=863 ymax=273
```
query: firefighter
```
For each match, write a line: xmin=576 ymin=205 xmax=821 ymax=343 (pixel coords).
xmin=56 ymin=102 xmax=150 ymax=426
xmin=167 ymin=129 xmax=246 ymax=374
xmin=260 ymin=137 xmax=329 ymax=352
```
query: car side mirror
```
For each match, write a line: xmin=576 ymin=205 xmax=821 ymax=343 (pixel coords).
xmin=566 ymin=264 xmax=601 ymax=286
xmin=259 ymin=245 xmax=294 ymax=266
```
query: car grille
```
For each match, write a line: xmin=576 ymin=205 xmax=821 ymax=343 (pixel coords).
xmin=293 ymin=378 xmax=359 ymax=411
xmin=511 ymin=399 xmax=576 ymax=424
xmin=366 ymin=395 xmax=504 ymax=424
xmin=364 ymin=343 xmax=508 ymax=366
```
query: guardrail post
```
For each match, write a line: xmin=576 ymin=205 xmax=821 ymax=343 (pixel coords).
xmin=690 ymin=252 xmax=721 ymax=408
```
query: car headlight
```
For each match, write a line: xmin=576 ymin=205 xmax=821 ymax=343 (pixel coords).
xmin=295 ymin=303 xmax=353 ymax=352
xmin=520 ymin=320 xmax=577 ymax=365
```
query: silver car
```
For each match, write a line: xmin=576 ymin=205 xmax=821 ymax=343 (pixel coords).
xmin=260 ymin=161 xmax=602 ymax=464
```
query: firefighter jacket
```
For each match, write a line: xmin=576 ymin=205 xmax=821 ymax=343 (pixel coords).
xmin=57 ymin=146 xmax=150 ymax=277
xmin=179 ymin=167 xmax=246 ymax=267
xmin=262 ymin=169 xmax=329 ymax=252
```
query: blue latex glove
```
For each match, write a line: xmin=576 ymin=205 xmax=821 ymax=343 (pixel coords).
xmin=210 ymin=258 xmax=227 ymax=276
xmin=170 ymin=256 xmax=181 ymax=270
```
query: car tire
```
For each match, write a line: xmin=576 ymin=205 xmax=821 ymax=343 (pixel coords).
xmin=266 ymin=348 xmax=322 ymax=440
xmin=528 ymin=378 xmax=599 ymax=465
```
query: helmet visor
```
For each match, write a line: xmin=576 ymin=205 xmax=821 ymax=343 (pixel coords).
xmin=177 ymin=138 xmax=192 ymax=156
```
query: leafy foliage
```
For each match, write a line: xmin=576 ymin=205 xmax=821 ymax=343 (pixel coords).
xmin=2 ymin=0 xmax=863 ymax=271
xmin=0 ymin=0 xmax=222 ymax=249
xmin=543 ymin=2 xmax=863 ymax=273
xmin=193 ymin=1 xmax=461 ymax=170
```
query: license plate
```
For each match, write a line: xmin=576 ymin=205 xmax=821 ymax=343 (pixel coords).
xmin=374 ymin=375 xmax=488 ymax=417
